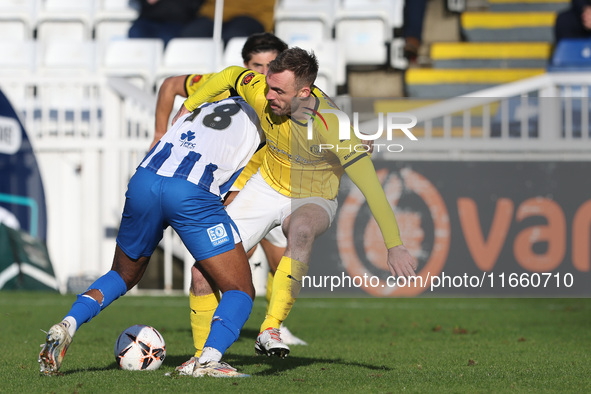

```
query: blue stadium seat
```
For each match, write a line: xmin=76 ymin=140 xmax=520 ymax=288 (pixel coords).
xmin=548 ymin=38 xmax=591 ymax=71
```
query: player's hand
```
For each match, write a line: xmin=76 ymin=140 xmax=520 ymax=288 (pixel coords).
xmin=171 ymin=103 xmax=190 ymax=125
xmin=387 ymin=245 xmax=417 ymax=278
xmin=360 ymin=138 xmax=375 ymax=154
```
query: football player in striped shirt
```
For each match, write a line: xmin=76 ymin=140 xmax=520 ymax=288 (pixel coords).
xmin=39 ymin=97 xmax=264 ymax=377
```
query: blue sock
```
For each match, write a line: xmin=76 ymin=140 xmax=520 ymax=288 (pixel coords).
xmin=203 ymin=290 xmax=253 ymax=355
xmin=65 ymin=270 xmax=128 ymax=328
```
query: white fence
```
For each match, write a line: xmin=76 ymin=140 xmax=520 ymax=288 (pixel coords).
xmin=2 ymin=75 xmax=165 ymax=293
xmin=3 ymin=71 xmax=591 ymax=294
xmin=363 ymin=72 xmax=591 ymax=161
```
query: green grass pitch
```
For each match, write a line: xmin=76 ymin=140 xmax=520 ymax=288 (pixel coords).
xmin=2 ymin=292 xmax=590 ymax=392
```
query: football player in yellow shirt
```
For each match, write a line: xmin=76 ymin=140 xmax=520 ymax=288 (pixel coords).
xmin=171 ymin=47 xmax=417 ymax=368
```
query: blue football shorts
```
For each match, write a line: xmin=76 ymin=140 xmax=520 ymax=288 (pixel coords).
xmin=116 ymin=167 xmax=240 ymax=261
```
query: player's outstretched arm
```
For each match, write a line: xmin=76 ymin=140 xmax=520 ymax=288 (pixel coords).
xmin=172 ymin=66 xmax=248 ymax=125
xmin=343 ymin=156 xmax=418 ymax=277
xmin=151 ymin=75 xmax=189 ymax=149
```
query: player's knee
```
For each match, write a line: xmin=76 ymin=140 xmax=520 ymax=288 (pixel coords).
xmin=190 ymin=265 xmax=212 ymax=295
xmin=289 ymin=225 xmax=316 ymax=249
xmin=233 ymin=282 xmax=255 ymax=300
xmin=191 ymin=264 xmax=206 ymax=279
xmin=111 ymin=246 xmax=148 ymax=290
xmin=246 ymin=283 xmax=256 ymax=300
xmin=234 ymin=281 xmax=255 ymax=300
xmin=215 ymin=275 xmax=255 ymax=300
xmin=114 ymin=268 xmax=141 ymax=291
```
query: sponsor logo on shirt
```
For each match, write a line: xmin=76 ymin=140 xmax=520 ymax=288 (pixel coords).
xmin=241 ymin=72 xmax=255 ymax=86
xmin=207 ymin=224 xmax=230 ymax=246
xmin=180 ymin=130 xmax=196 ymax=149
xmin=189 ymin=75 xmax=202 ymax=86
xmin=310 ymin=145 xmax=321 ymax=154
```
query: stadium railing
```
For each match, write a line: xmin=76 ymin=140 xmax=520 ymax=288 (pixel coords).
xmin=360 ymin=72 xmax=591 ymax=161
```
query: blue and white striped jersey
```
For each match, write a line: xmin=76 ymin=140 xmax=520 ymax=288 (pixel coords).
xmin=140 ymin=97 xmax=264 ymax=197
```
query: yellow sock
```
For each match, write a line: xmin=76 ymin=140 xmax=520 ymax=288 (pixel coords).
xmin=189 ymin=292 xmax=220 ymax=357
xmin=260 ymin=257 xmax=308 ymax=332
xmin=265 ymin=272 xmax=273 ymax=315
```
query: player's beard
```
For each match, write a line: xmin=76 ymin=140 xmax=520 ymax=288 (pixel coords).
xmin=268 ymin=99 xmax=290 ymax=117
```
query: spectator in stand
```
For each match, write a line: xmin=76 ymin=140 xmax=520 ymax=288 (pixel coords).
xmin=402 ymin=0 xmax=428 ymax=64
xmin=181 ymin=0 xmax=275 ymax=45
xmin=128 ymin=0 xmax=206 ymax=47
xmin=554 ymin=0 xmax=591 ymax=43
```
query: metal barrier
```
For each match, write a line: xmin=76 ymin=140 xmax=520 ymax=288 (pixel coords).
xmin=360 ymin=72 xmax=591 ymax=160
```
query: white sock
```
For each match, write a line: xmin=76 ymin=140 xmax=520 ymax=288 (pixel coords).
xmin=198 ymin=347 xmax=222 ymax=364
xmin=63 ymin=316 xmax=77 ymax=338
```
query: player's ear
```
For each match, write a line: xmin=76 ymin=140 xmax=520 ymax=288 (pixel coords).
xmin=297 ymin=86 xmax=311 ymax=98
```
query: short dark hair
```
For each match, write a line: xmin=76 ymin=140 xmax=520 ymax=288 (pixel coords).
xmin=267 ymin=47 xmax=318 ymax=89
xmin=241 ymin=33 xmax=288 ymax=63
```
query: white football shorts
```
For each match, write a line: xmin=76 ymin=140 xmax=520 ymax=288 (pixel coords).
xmin=226 ymin=170 xmax=338 ymax=252
xmin=229 ymin=179 xmax=287 ymax=248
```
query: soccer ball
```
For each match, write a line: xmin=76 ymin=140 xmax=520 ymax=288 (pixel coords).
xmin=114 ymin=324 xmax=166 ymax=371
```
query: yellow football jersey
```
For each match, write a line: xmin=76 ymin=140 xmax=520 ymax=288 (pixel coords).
xmin=185 ymin=67 xmax=366 ymax=199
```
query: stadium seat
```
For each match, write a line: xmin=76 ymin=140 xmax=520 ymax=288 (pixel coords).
xmin=93 ymin=0 xmax=138 ymax=23
xmin=275 ymin=19 xmax=329 ymax=44
xmin=290 ymin=38 xmax=346 ymax=92
xmin=94 ymin=19 xmax=132 ymax=43
xmin=548 ymin=38 xmax=591 ymax=71
xmin=37 ymin=40 xmax=97 ymax=76
xmin=93 ymin=0 xmax=138 ymax=42
xmin=36 ymin=0 xmax=95 ymax=41
xmin=222 ymin=36 xmax=248 ymax=69
xmin=334 ymin=19 xmax=388 ymax=66
xmin=333 ymin=0 xmax=403 ymax=66
xmin=99 ymin=38 xmax=163 ymax=91
xmin=274 ymin=0 xmax=337 ymax=42
xmin=36 ymin=40 xmax=100 ymax=133
xmin=0 ymin=0 xmax=37 ymax=38
xmin=337 ymin=0 xmax=404 ymax=32
xmin=157 ymin=38 xmax=221 ymax=80
xmin=0 ymin=40 xmax=37 ymax=104
xmin=37 ymin=21 xmax=89 ymax=42
xmin=0 ymin=20 xmax=30 ymax=40
xmin=0 ymin=40 xmax=36 ymax=72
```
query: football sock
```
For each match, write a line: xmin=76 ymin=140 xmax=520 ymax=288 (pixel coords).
xmin=202 ymin=290 xmax=253 ymax=356
xmin=265 ymin=272 xmax=273 ymax=315
xmin=260 ymin=257 xmax=308 ymax=332
xmin=63 ymin=316 xmax=77 ymax=337
xmin=64 ymin=270 xmax=127 ymax=329
xmin=190 ymin=291 xmax=220 ymax=357
xmin=198 ymin=347 xmax=222 ymax=364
